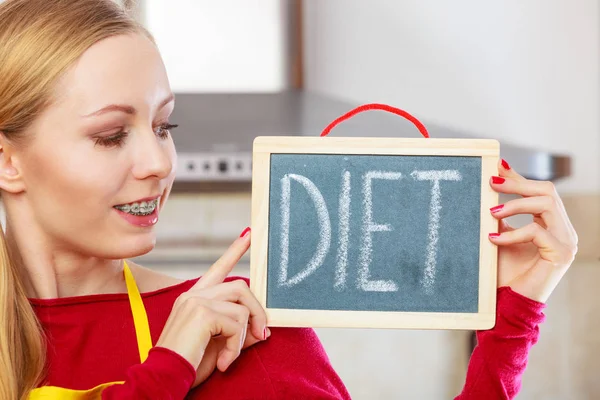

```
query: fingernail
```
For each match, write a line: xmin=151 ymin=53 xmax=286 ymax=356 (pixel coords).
xmin=240 ymin=227 xmax=251 ymax=238
xmin=501 ymin=159 xmax=511 ymax=170
xmin=262 ymin=327 xmax=272 ymax=340
xmin=490 ymin=204 xmax=504 ymax=213
xmin=489 ymin=233 xmax=501 ymax=238
xmin=492 ymin=176 xmax=505 ymax=184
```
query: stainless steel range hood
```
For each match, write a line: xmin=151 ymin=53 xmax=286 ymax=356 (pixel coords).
xmin=170 ymin=90 xmax=570 ymax=192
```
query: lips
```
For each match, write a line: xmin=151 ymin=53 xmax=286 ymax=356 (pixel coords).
xmin=113 ymin=192 xmax=165 ymax=227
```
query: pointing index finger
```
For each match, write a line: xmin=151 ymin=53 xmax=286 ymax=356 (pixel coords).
xmin=194 ymin=227 xmax=251 ymax=290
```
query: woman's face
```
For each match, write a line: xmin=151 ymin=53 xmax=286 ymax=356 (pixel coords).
xmin=7 ymin=33 xmax=177 ymax=259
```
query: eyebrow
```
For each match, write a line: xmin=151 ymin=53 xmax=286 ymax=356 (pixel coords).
xmin=82 ymin=93 xmax=175 ymax=118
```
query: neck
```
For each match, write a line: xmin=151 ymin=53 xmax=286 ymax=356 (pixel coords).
xmin=5 ymin=225 xmax=126 ymax=299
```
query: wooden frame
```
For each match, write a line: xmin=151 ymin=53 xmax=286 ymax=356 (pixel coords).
xmin=250 ymin=136 xmax=499 ymax=330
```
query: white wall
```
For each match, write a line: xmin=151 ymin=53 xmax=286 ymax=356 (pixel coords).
xmin=304 ymin=0 xmax=599 ymax=193
xmin=144 ymin=0 xmax=286 ymax=92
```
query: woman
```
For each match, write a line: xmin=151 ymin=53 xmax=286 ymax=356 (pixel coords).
xmin=0 ymin=0 xmax=577 ymax=399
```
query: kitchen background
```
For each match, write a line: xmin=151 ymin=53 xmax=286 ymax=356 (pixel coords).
xmin=131 ymin=1 xmax=597 ymax=398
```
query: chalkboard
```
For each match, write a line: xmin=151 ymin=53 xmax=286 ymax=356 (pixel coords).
xmin=251 ymin=137 xmax=499 ymax=330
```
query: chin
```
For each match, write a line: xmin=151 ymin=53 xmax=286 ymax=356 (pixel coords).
xmin=123 ymin=237 xmax=157 ymax=258
xmin=123 ymin=243 xmax=155 ymax=259
xmin=99 ymin=234 xmax=157 ymax=260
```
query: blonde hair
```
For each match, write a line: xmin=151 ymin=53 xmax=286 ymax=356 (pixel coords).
xmin=0 ymin=0 xmax=153 ymax=398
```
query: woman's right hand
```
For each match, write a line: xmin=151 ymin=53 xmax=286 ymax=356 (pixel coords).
xmin=155 ymin=227 xmax=268 ymax=382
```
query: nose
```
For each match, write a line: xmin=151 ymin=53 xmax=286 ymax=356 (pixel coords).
xmin=130 ymin=127 xmax=173 ymax=181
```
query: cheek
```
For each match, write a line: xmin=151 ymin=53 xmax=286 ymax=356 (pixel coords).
xmin=23 ymin=149 xmax=126 ymax=229
xmin=168 ymin=142 xmax=177 ymax=177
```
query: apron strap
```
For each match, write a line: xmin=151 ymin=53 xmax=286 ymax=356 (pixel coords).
xmin=28 ymin=381 xmax=125 ymax=399
xmin=123 ymin=261 xmax=152 ymax=363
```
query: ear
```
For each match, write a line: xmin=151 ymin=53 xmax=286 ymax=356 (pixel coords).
xmin=0 ymin=132 xmax=26 ymax=194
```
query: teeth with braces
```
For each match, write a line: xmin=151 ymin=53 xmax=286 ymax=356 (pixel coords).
xmin=115 ymin=199 xmax=159 ymax=216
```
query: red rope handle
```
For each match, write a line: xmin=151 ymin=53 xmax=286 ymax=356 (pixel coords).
xmin=320 ymin=103 xmax=430 ymax=138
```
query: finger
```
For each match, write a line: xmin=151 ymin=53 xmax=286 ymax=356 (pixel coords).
xmin=243 ymin=327 xmax=271 ymax=350
xmin=490 ymin=175 xmax=559 ymax=198
xmin=489 ymin=196 xmax=570 ymax=244
xmin=489 ymin=175 xmax=577 ymax=245
xmin=204 ymin=300 xmax=250 ymax=329
xmin=499 ymin=218 xmax=514 ymax=233
xmin=204 ymin=300 xmax=251 ymax=355
xmin=488 ymin=223 xmax=576 ymax=265
xmin=496 ymin=158 xmax=568 ymax=225
xmin=195 ymin=280 xmax=268 ymax=341
xmin=497 ymin=158 xmax=526 ymax=181
xmin=210 ymin=313 xmax=245 ymax=372
xmin=194 ymin=227 xmax=251 ymax=290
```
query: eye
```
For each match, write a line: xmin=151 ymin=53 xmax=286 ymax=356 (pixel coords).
xmin=154 ymin=123 xmax=178 ymax=139
xmin=94 ymin=131 xmax=128 ymax=148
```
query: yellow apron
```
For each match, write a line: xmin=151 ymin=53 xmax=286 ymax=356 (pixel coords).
xmin=29 ymin=261 xmax=153 ymax=399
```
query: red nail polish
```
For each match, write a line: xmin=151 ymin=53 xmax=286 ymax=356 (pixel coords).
xmin=492 ymin=176 xmax=505 ymax=184
xmin=263 ymin=328 xmax=267 ymax=340
xmin=240 ymin=227 xmax=251 ymax=238
xmin=501 ymin=159 xmax=511 ymax=170
xmin=490 ymin=204 xmax=504 ymax=213
xmin=489 ymin=233 xmax=501 ymax=238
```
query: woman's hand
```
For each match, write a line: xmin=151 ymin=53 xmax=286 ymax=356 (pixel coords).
xmin=155 ymin=228 xmax=269 ymax=388
xmin=488 ymin=160 xmax=578 ymax=303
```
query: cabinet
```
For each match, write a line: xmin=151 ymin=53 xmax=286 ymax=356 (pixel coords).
xmin=141 ymin=0 xmax=287 ymax=93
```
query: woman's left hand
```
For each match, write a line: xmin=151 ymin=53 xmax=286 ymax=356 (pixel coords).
xmin=488 ymin=159 xmax=578 ymax=303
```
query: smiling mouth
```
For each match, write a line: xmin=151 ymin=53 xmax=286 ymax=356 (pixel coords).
xmin=113 ymin=198 xmax=159 ymax=216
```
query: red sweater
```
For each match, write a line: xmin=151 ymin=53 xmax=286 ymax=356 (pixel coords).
xmin=30 ymin=278 xmax=545 ymax=399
